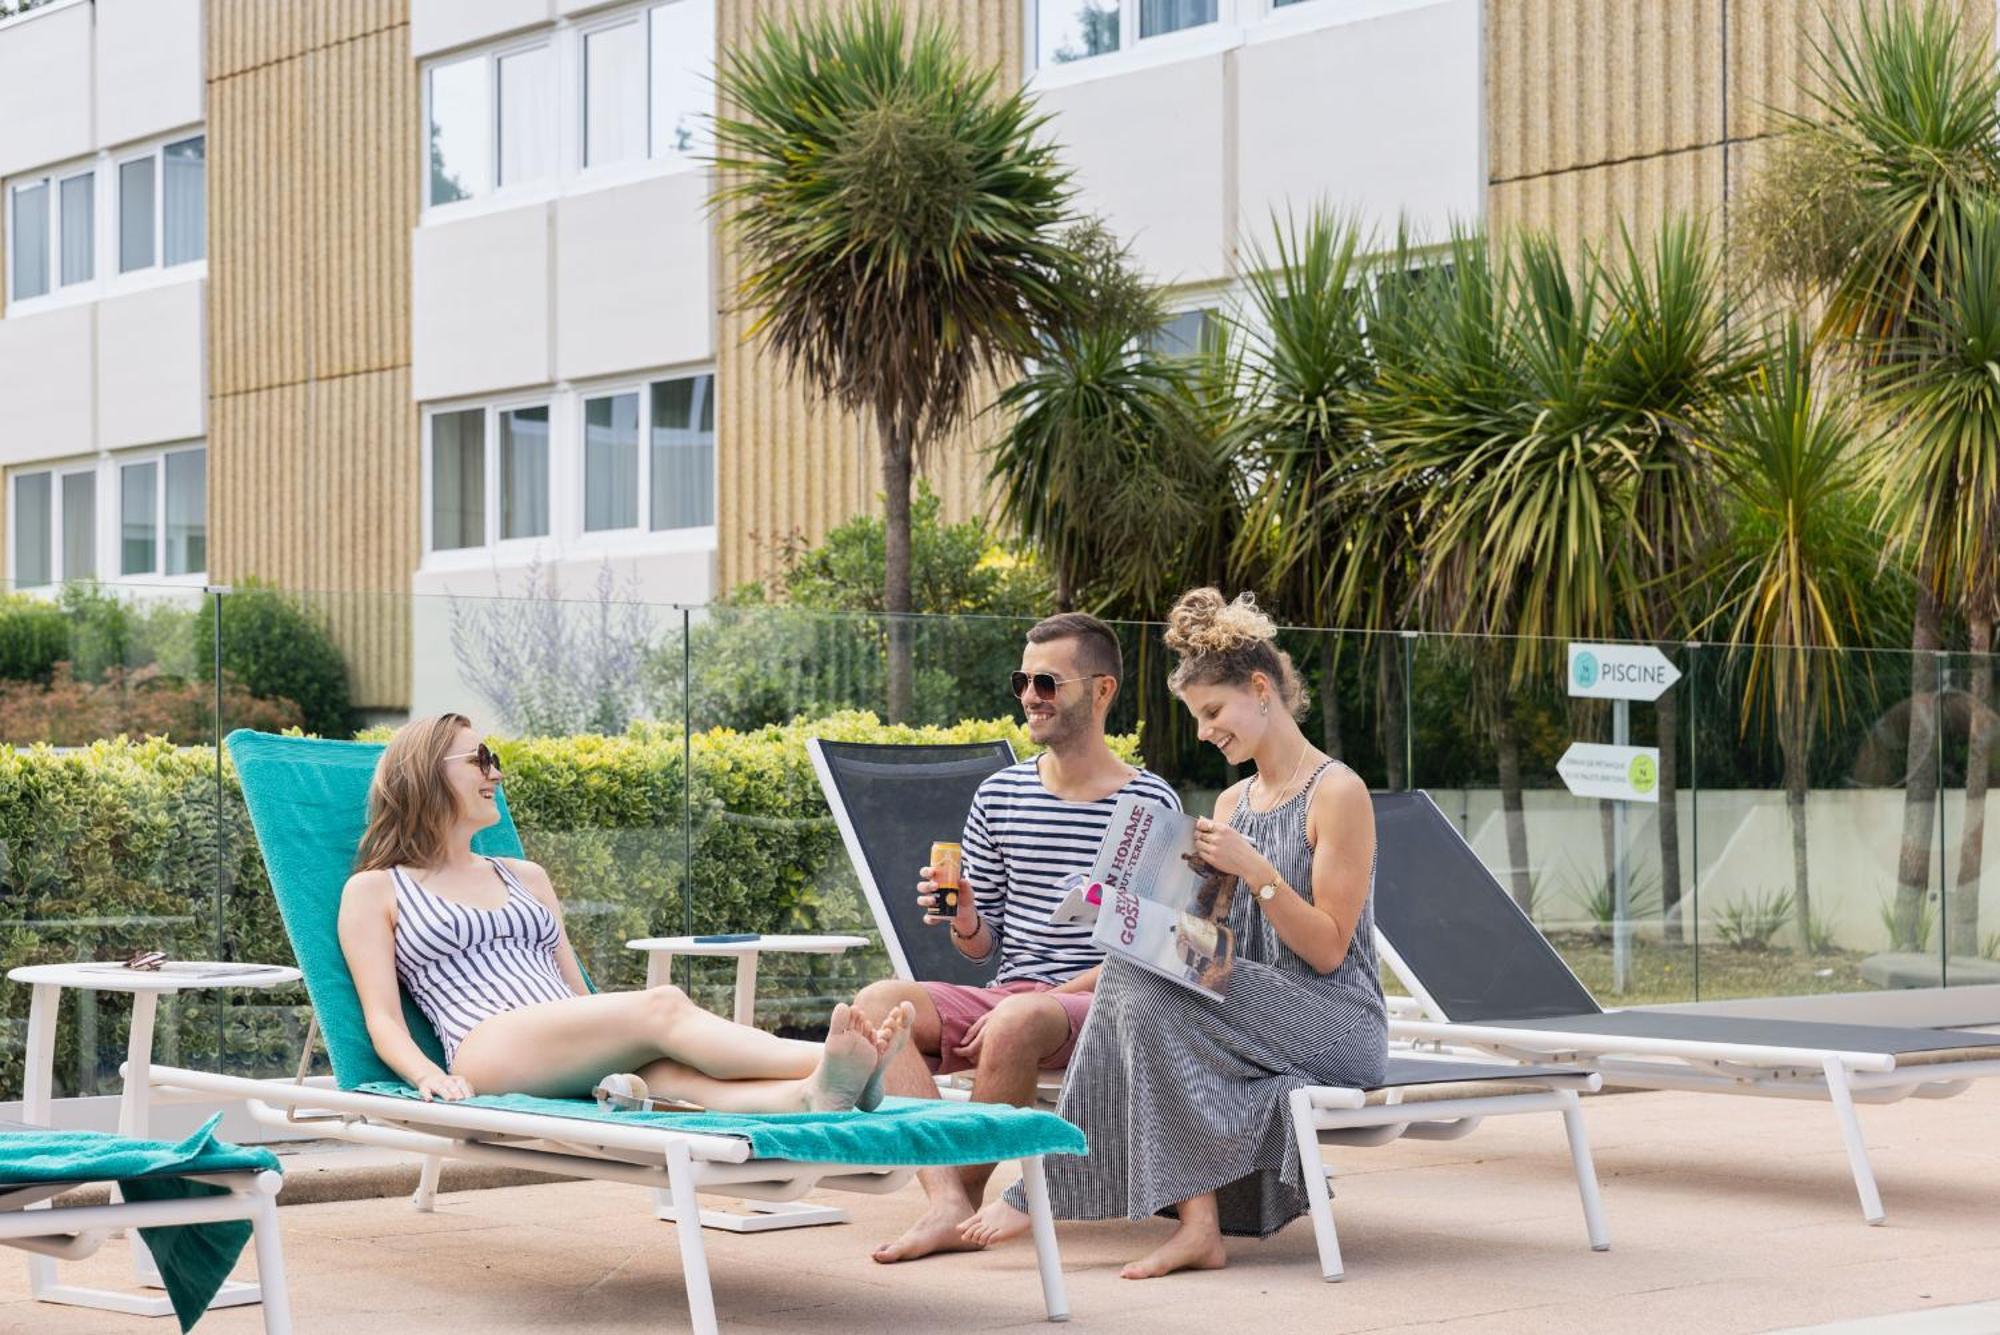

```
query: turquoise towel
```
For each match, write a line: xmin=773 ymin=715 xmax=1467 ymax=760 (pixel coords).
xmin=354 ymin=1086 xmax=1087 ymax=1166
xmin=226 ymin=730 xmax=529 ymax=1088
xmin=0 ymin=1115 xmax=280 ymax=1332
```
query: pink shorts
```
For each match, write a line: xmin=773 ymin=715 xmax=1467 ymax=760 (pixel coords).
xmin=920 ymin=979 xmax=1093 ymax=1076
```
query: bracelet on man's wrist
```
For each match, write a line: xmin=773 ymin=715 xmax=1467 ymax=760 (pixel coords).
xmin=951 ymin=918 xmax=981 ymax=941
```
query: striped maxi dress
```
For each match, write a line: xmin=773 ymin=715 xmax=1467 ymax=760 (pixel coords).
xmin=1006 ymin=760 xmax=1387 ymax=1238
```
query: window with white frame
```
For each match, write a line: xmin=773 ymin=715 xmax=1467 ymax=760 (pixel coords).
xmin=424 ymin=373 xmax=714 ymax=558
xmin=7 ymin=448 xmax=206 ymax=588
xmin=10 ymin=464 xmax=99 ymax=587
xmin=1033 ymin=0 xmax=1332 ymax=69
xmin=428 ymin=401 xmax=556 ymax=551
xmin=584 ymin=371 xmax=715 ymax=536
xmin=115 ymin=445 xmax=207 ymax=578
xmin=1147 ymin=306 xmax=1219 ymax=359
xmin=118 ymin=135 xmax=205 ymax=274
xmin=5 ymin=132 xmax=205 ymax=309
xmin=6 ymin=163 xmax=94 ymax=302
xmin=423 ymin=1 xmax=713 ymax=211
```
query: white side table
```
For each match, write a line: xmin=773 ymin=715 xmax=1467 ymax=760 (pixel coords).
xmin=9 ymin=960 xmax=303 ymax=1319
xmin=627 ymin=934 xmax=872 ymax=1026
xmin=625 ymin=934 xmax=871 ymax=1233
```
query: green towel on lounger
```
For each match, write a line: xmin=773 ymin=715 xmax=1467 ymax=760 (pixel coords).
xmin=0 ymin=1114 xmax=279 ymax=1331
xmin=354 ymin=1086 xmax=1086 ymax=1165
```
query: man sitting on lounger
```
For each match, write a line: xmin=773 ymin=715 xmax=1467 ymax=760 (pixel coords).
xmin=853 ymin=613 xmax=1181 ymax=1262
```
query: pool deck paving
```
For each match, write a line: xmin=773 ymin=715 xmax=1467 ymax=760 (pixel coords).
xmin=5 ymin=1065 xmax=2000 ymax=1335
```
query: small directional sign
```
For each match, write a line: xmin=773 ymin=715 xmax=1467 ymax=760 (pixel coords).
xmin=1567 ymin=642 xmax=1681 ymax=702
xmin=1557 ymin=742 xmax=1661 ymax=803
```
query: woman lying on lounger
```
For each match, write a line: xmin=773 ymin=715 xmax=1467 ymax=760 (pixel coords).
xmin=337 ymin=712 xmax=913 ymax=1110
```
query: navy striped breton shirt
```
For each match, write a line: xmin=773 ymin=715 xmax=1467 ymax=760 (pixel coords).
xmin=962 ymin=758 xmax=1182 ymax=985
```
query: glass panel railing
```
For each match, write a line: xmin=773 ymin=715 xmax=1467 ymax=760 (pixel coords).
xmin=1690 ymin=642 xmax=1937 ymax=1001
xmin=1942 ymin=649 xmax=2000 ymax=986
xmin=0 ymin=580 xmax=221 ymax=1102
xmin=1406 ymin=633 xmax=1692 ymax=1006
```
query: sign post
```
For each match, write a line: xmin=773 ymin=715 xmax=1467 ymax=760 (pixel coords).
xmin=1564 ymin=644 xmax=1680 ymax=995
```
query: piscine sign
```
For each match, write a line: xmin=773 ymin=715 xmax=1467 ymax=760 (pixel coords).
xmin=1556 ymin=742 xmax=1661 ymax=803
xmin=1566 ymin=642 xmax=1681 ymax=702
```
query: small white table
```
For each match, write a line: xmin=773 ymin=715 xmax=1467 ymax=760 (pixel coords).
xmin=624 ymin=934 xmax=871 ymax=1233
xmin=626 ymin=934 xmax=872 ymax=1027
xmin=9 ymin=960 xmax=303 ymax=1319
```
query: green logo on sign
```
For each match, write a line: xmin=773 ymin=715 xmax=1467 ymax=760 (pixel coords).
xmin=1628 ymin=754 xmax=1658 ymax=795
xmin=1573 ymin=651 xmax=1600 ymax=690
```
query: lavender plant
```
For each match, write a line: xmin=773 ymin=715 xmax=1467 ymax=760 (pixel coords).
xmin=449 ymin=560 xmax=661 ymax=737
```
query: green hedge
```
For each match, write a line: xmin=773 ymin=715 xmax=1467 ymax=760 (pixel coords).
xmin=0 ymin=713 xmax=1140 ymax=1096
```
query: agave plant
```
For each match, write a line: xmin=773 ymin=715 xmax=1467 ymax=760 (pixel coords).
xmin=710 ymin=1 xmax=1078 ymax=719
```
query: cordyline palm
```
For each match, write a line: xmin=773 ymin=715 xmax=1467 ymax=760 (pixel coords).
xmin=1707 ymin=326 xmax=1889 ymax=949
xmin=1759 ymin=0 xmax=2000 ymax=940
xmin=1597 ymin=217 xmax=1751 ymax=938
xmin=1230 ymin=208 xmax=1394 ymax=770
xmin=986 ymin=221 xmax=1204 ymax=614
xmin=1362 ymin=228 xmax=1599 ymax=909
xmin=710 ymin=2 xmax=1077 ymax=720
xmin=1864 ymin=202 xmax=2000 ymax=952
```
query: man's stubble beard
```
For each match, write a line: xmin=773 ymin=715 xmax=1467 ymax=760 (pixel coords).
xmin=1040 ymin=693 xmax=1099 ymax=755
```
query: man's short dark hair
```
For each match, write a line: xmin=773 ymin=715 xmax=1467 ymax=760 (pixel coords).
xmin=1026 ymin=612 xmax=1122 ymax=683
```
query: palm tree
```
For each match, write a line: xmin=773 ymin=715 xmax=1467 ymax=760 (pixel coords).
xmin=1597 ymin=217 xmax=1751 ymax=939
xmin=1708 ymin=327 xmax=1890 ymax=948
xmin=1364 ymin=227 xmax=1627 ymax=909
xmin=1230 ymin=208 xmax=1392 ymax=771
xmin=1744 ymin=1 xmax=2000 ymax=948
xmin=985 ymin=220 xmax=1199 ymax=613
xmin=710 ymin=2 xmax=1078 ymax=719
xmin=1864 ymin=202 xmax=2000 ymax=955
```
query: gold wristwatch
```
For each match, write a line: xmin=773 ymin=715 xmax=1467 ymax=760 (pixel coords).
xmin=1255 ymin=879 xmax=1281 ymax=903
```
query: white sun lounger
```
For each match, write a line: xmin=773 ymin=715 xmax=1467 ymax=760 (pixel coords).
xmin=213 ymin=728 xmax=1078 ymax=1335
xmin=811 ymin=739 xmax=1616 ymax=1277
xmin=1371 ymin=790 xmax=2000 ymax=1225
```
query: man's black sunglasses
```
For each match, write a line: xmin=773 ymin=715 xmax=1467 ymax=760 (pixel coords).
xmin=1010 ymin=671 xmax=1111 ymax=701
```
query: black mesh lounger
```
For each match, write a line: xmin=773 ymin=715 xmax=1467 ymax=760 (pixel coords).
xmin=1370 ymin=790 xmax=2000 ymax=1224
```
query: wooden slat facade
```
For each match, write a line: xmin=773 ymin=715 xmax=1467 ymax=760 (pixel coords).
xmin=206 ymin=0 xmax=417 ymax=709
xmin=1488 ymin=0 xmax=1996 ymax=244
xmin=712 ymin=0 xmax=1023 ymax=592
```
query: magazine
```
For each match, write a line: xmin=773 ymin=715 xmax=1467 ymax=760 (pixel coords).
xmin=1084 ymin=794 xmax=1238 ymax=999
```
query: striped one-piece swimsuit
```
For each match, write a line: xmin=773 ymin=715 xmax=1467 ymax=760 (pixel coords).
xmin=390 ymin=859 xmax=576 ymax=1071
xmin=1006 ymin=760 xmax=1388 ymax=1238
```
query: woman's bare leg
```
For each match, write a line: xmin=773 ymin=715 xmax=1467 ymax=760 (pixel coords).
xmin=451 ymin=987 xmax=872 ymax=1108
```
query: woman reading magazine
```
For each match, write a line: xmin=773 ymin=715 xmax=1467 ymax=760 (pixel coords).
xmin=960 ymin=588 xmax=1387 ymax=1278
xmin=336 ymin=712 xmax=913 ymax=1112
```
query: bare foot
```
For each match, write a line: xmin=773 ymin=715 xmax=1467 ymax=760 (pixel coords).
xmin=807 ymin=1003 xmax=879 ymax=1111
xmin=872 ymin=1190 xmax=987 ymax=1264
xmin=1119 ymin=1226 xmax=1227 ymax=1280
xmin=958 ymin=1197 xmax=1032 ymax=1248
xmin=858 ymin=1001 xmax=916 ymax=1112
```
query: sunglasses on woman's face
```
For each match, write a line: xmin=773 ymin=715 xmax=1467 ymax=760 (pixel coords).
xmin=1009 ymin=671 xmax=1110 ymax=701
xmin=445 ymin=743 xmax=504 ymax=779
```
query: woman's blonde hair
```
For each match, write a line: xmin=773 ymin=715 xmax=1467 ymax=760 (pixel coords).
xmin=1164 ymin=588 xmax=1308 ymax=718
xmin=354 ymin=713 xmax=478 ymax=874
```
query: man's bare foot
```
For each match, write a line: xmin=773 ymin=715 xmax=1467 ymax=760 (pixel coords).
xmin=858 ymin=1001 xmax=916 ymax=1112
xmin=1119 ymin=1226 xmax=1227 ymax=1280
xmin=806 ymin=1003 xmax=879 ymax=1111
xmin=958 ymin=1197 xmax=1032 ymax=1248
xmin=871 ymin=1191 xmax=987 ymax=1264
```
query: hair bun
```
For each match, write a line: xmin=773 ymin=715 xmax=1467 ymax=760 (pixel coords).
xmin=1164 ymin=587 xmax=1279 ymax=659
